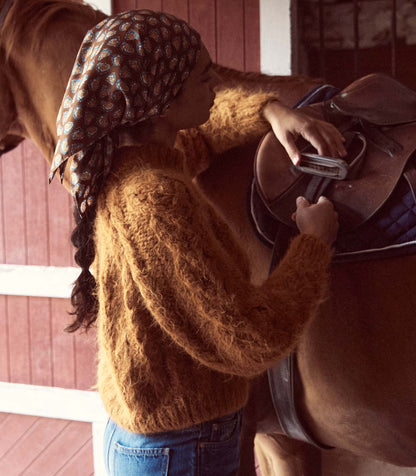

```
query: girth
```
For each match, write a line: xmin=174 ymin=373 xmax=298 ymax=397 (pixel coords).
xmin=251 ymin=73 xmax=416 ymax=450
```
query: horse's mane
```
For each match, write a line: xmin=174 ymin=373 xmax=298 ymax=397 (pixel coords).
xmin=1 ymin=0 xmax=104 ymax=60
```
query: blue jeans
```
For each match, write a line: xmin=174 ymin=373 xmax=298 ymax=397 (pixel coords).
xmin=103 ymin=409 xmax=243 ymax=475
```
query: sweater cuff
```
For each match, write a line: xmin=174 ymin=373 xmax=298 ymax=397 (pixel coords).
xmin=283 ymin=233 xmax=333 ymax=274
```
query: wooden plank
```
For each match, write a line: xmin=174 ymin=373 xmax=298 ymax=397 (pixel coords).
xmin=216 ymin=0 xmax=245 ymax=70
xmin=0 ymin=417 xmax=68 ymax=475
xmin=21 ymin=421 xmax=92 ymax=476
xmin=1 ymin=146 xmax=27 ymax=265
xmin=113 ymin=0 xmax=135 ymax=13
xmin=74 ymin=328 xmax=97 ymax=391
xmin=51 ymin=298 xmax=76 ymax=388
xmin=0 ymin=413 xmax=9 ymax=426
xmin=7 ymin=296 xmax=31 ymax=384
xmin=55 ymin=436 xmax=94 ymax=476
xmin=0 ymin=414 xmax=37 ymax=460
xmin=244 ymin=0 xmax=260 ymax=71
xmin=136 ymin=0 xmax=162 ymax=11
xmin=111 ymin=0 xmax=261 ymax=71
xmin=189 ymin=0 xmax=217 ymax=62
xmin=0 ymin=158 xmax=5 ymax=263
xmin=0 ymin=296 xmax=9 ymax=381
xmin=29 ymin=296 xmax=53 ymax=387
xmin=162 ymin=0 xmax=189 ymax=20
xmin=47 ymin=176 xmax=74 ymax=267
xmin=23 ymin=142 xmax=49 ymax=266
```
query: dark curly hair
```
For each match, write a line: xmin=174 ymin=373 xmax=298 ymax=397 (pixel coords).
xmin=66 ymin=204 xmax=98 ymax=333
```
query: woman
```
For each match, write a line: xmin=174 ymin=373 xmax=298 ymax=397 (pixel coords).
xmin=50 ymin=10 xmax=342 ymax=476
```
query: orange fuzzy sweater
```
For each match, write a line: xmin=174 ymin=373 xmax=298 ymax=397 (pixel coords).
xmin=94 ymin=86 xmax=332 ymax=434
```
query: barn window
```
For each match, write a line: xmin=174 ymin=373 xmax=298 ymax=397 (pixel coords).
xmin=294 ymin=0 xmax=414 ymax=88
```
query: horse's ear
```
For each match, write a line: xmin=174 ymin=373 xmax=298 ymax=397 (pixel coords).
xmin=0 ymin=61 xmax=22 ymax=153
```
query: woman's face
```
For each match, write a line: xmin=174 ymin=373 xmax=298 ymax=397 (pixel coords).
xmin=163 ymin=45 xmax=218 ymax=130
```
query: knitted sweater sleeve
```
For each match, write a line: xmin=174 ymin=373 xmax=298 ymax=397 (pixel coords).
xmin=196 ymin=87 xmax=277 ymax=156
xmin=116 ymin=172 xmax=332 ymax=378
xmin=175 ymin=71 xmax=320 ymax=176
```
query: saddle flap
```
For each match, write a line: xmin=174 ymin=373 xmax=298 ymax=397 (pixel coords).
xmin=327 ymin=73 xmax=416 ymax=126
xmin=254 ymin=124 xmax=416 ymax=232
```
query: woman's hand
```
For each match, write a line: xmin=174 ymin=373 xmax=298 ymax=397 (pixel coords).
xmin=263 ymin=100 xmax=347 ymax=165
xmin=292 ymin=196 xmax=339 ymax=246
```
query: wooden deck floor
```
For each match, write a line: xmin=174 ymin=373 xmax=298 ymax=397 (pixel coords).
xmin=0 ymin=413 xmax=93 ymax=475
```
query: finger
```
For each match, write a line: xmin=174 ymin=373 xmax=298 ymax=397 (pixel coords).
xmin=302 ymin=123 xmax=346 ymax=158
xmin=319 ymin=125 xmax=347 ymax=157
xmin=317 ymin=195 xmax=331 ymax=204
xmin=296 ymin=196 xmax=310 ymax=208
xmin=274 ymin=129 xmax=301 ymax=165
xmin=300 ymin=127 xmax=330 ymax=157
xmin=317 ymin=196 xmax=335 ymax=209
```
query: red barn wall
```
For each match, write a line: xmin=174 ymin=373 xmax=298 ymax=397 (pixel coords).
xmin=114 ymin=0 xmax=260 ymax=72
xmin=0 ymin=1 xmax=260 ymax=473
xmin=0 ymin=0 xmax=260 ymax=393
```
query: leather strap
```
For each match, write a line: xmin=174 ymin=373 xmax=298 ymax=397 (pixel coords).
xmin=403 ymin=161 xmax=416 ymax=203
xmin=0 ymin=0 xmax=14 ymax=32
xmin=267 ymin=225 xmax=334 ymax=450
xmin=267 ymin=354 xmax=334 ymax=450
xmin=304 ymin=176 xmax=332 ymax=203
xmin=360 ymin=119 xmax=403 ymax=157
xmin=268 ymin=225 xmax=295 ymax=274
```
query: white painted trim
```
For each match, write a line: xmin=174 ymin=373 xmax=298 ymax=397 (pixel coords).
xmin=0 ymin=264 xmax=79 ymax=298
xmin=84 ymin=0 xmax=112 ymax=15
xmin=0 ymin=382 xmax=108 ymax=475
xmin=93 ymin=421 xmax=107 ymax=476
xmin=0 ymin=381 xmax=107 ymax=422
xmin=260 ymin=0 xmax=292 ymax=75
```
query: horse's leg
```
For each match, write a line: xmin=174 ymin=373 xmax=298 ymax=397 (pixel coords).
xmin=255 ymin=434 xmax=322 ymax=476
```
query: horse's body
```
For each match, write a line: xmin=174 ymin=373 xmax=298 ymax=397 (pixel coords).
xmin=198 ymin=142 xmax=416 ymax=469
xmin=2 ymin=1 xmax=416 ymax=474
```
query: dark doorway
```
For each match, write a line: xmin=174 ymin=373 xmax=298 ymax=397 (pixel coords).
xmin=294 ymin=0 xmax=416 ymax=89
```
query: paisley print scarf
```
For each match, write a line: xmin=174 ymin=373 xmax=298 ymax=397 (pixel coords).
xmin=49 ymin=10 xmax=201 ymax=217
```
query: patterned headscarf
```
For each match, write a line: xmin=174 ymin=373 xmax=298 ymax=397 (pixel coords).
xmin=49 ymin=10 xmax=201 ymax=217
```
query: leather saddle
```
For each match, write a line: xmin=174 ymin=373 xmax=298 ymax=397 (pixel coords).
xmin=254 ymin=73 xmax=416 ymax=235
xmin=252 ymin=73 xmax=416 ymax=449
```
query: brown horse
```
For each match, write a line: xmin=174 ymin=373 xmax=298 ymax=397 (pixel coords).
xmin=2 ymin=1 xmax=416 ymax=475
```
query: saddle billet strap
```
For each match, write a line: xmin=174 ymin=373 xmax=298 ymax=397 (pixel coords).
xmin=266 ymin=223 xmax=334 ymax=450
xmin=261 ymin=84 xmax=343 ymax=450
xmin=268 ymin=224 xmax=296 ymax=275
xmin=360 ymin=120 xmax=403 ymax=157
xmin=0 ymin=0 xmax=14 ymax=32
xmin=267 ymin=354 xmax=334 ymax=450
xmin=304 ymin=175 xmax=332 ymax=203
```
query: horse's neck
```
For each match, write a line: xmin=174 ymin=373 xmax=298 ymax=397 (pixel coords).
xmin=2 ymin=2 xmax=105 ymax=177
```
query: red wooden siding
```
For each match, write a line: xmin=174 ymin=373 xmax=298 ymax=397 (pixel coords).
xmin=0 ymin=413 xmax=93 ymax=475
xmin=0 ymin=294 xmax=97 ymax=390
xmin=0 ymin=144 xmax=96 ymax=390
xmin=0 ymin=1 xmax=261 ymax=473
xmin=114 ymin=0 xmax=260 ymax=72
xmin=0 ymin=0 xmax=260 ymax=391
xmin=0 ymin=145 xmax=74 ymax=268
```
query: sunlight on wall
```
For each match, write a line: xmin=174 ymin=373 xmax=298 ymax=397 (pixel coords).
xmin=260 ymin=0 xmax=292 ymax=75
xmin=84 ymin=0 xmax=112 ymax=15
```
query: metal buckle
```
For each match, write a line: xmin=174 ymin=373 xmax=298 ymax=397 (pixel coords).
xmin=296 ymin=153 xmax=349 ymax=180
xmin=295 ymin=131 xmax=366 ymax=180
